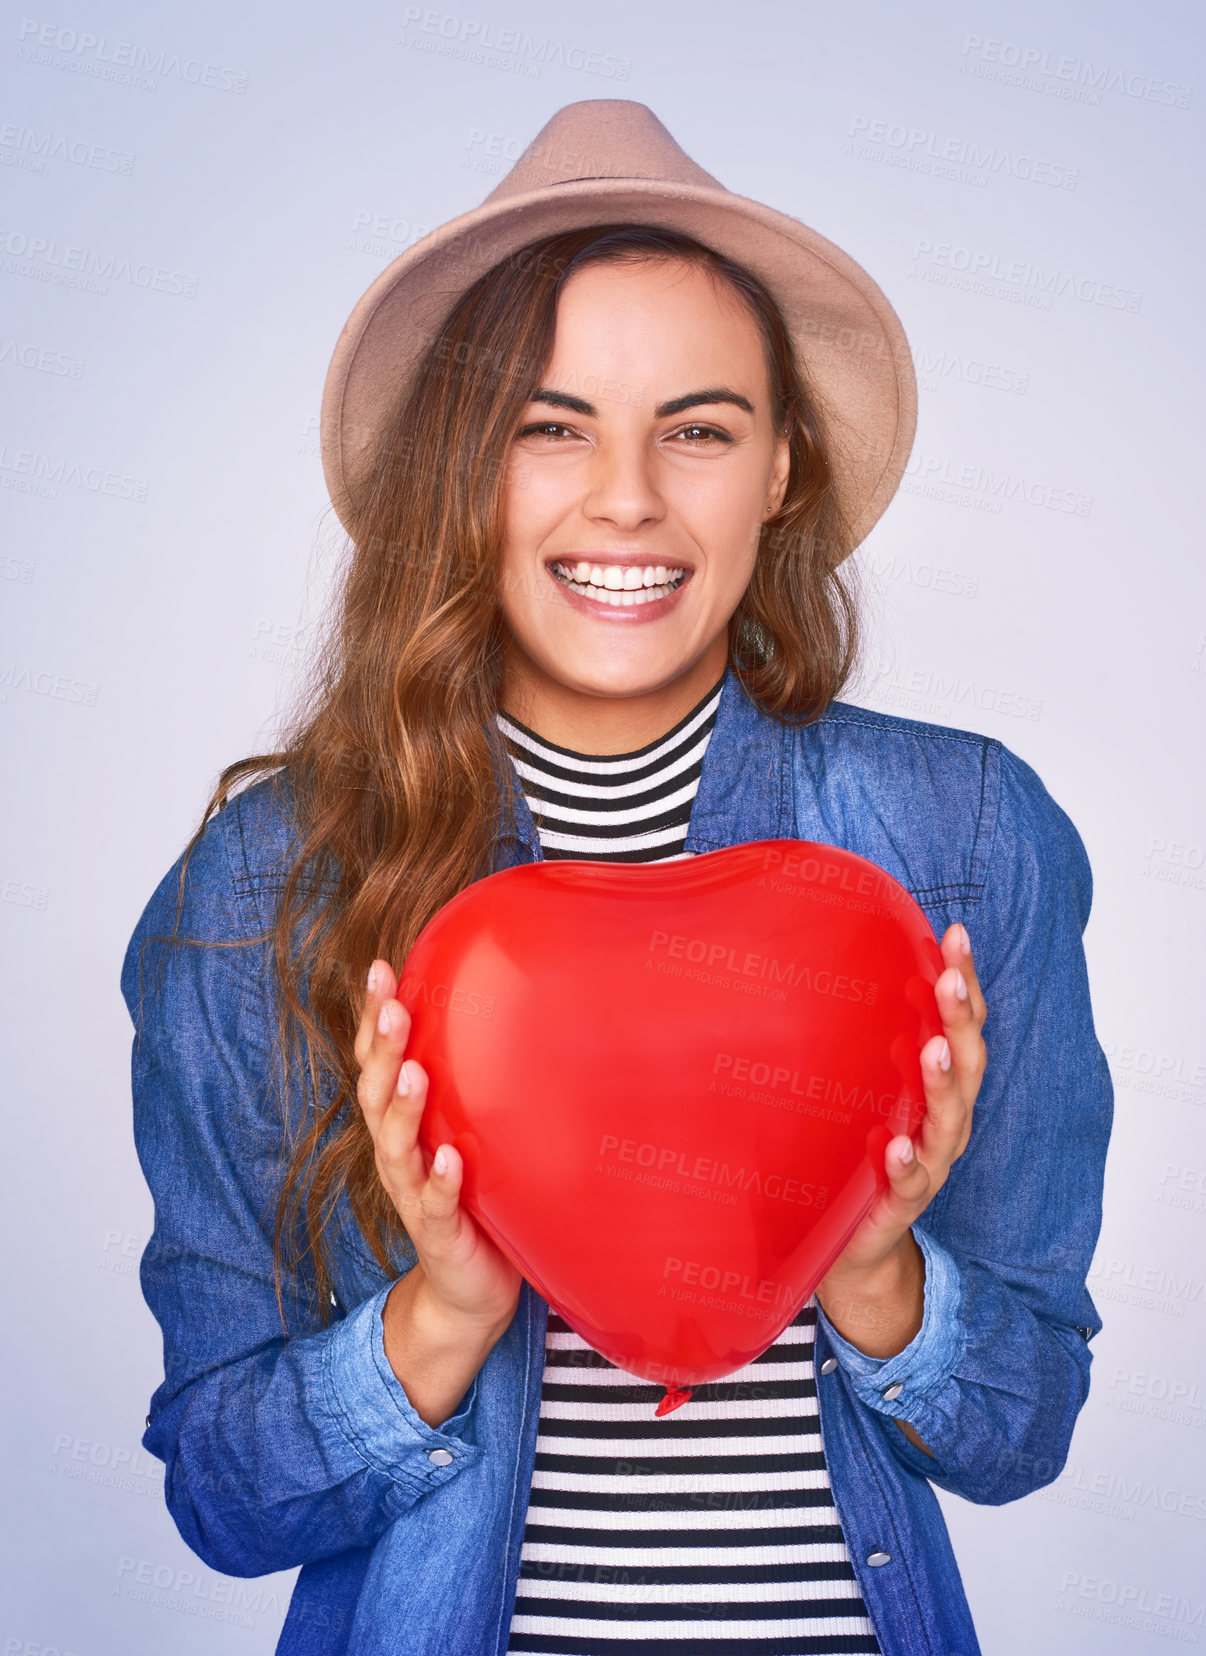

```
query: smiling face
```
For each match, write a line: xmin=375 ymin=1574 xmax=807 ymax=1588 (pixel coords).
xmin=496 ymin=256 xmax=791 ymax=746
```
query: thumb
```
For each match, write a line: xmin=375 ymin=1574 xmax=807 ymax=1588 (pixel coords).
xmin=885 ymin=1134 xmax=930 ymax=1201
xmin=419 ymin=1141 xmax=466 ymax=1227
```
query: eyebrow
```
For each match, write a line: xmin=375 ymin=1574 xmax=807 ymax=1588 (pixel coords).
xmin=528 ymin=386 xmax=755 ymax=418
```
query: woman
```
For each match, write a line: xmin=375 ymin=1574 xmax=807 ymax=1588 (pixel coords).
xmin=122 ymin=102 xmax=1113 ymax=1656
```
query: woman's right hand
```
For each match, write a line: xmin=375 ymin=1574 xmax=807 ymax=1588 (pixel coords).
xmin=355 ymin=958 xmax=522 ymax=1418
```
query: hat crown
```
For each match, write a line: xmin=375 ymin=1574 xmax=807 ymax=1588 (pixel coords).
xmin=323 ymin=99 xmax=917 ymax=552
xmin=481 ymin=98 xmax=723 ymax=203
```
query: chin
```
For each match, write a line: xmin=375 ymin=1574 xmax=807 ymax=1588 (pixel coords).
xmin=547 ymin=657 xmax=689 ymax=697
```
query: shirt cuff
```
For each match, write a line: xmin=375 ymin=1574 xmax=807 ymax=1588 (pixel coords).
xmin=322 ymin=1278 xmax=482 ymax=1495
xmin=813 ymin=1224 xmax=965 ymax=1416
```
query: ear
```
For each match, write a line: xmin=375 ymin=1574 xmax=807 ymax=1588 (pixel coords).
xmin=764 ymin=430 xmax=791 ymax=519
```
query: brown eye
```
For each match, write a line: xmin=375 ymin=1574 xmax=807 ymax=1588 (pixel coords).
xmin=516 ymin=422 xmax=576 ymax=440
xmin=672 ymin=424 xmax=731 ymax=445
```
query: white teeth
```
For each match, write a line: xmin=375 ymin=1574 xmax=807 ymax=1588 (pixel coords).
xmin=553 ymin=561 xmax=686 ymax=588
xmin=548 ymin=560 xmax=688 ymax=610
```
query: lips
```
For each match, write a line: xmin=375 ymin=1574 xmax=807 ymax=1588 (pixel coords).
xmin=547 ymin=558 xmax=691 ymax=614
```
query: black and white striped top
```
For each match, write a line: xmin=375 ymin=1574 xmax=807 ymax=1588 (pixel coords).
xmin=495 ymin=678 xmax=883 ymax=1655
xmin=494 ymin=674 xmax=725 ymax=863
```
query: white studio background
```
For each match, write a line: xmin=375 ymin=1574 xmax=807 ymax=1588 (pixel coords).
xmin=1 ymin=1 xmax=1202 ymax=1651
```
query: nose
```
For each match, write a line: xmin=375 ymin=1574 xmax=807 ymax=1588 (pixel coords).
xmin=580 ymin=433 xmax=666 ymax=533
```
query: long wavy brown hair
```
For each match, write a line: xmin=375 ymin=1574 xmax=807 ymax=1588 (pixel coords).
xmin=166 ymin=222 xmax=868 ymax=1334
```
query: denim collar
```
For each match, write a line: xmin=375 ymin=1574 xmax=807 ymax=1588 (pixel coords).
xmin=486 ymin=662 xmax=794 ymax=870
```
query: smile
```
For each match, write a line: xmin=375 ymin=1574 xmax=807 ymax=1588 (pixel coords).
xmin=548 ymin=560 xmax=688 ymax=608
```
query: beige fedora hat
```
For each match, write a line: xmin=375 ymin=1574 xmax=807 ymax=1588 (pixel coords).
xmin=321 ymin=99 xmax=917 ymax=554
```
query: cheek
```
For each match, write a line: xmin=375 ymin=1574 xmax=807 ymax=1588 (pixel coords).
xmin=499 ymin=477 xmax=525 ymax=552
xmin=675 ymin=474 xmax=766 ymax=573
xmin=503 ymin=462 xmax=571 ymax=534
xmin=497 ymin=492 xmax=554 ymax=628
xmin=673 ymin=448 xmax=765 ymax=513
xmin=716 ymin=543 xmax=761 ymax=609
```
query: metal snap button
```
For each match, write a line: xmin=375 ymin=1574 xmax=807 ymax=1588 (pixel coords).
xmin=145 ymin=1414 xmax=152 ymax=1428
xmin=820 ymin=1356 xmax=838 ymax=1375
xmin=866 ymin=1549 xmax=891 ymax=1567
xmin=882 ymin=1381 xmax=903 ymax=1401
xmin=427 ymin=1448 xmax=454 ymax=1466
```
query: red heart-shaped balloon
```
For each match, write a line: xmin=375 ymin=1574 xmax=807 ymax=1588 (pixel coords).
xmin=400 ymin=840 xmax=943 ymax=1403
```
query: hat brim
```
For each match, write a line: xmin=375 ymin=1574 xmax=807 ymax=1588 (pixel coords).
xmin=320 ymin=178 xmax=917 ymax=552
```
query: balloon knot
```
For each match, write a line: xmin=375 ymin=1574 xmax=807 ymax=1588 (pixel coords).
xmin=655 ymin=1385 xmax=694 ymax=1416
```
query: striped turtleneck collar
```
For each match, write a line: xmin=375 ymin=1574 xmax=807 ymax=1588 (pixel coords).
xmin=494 ymin=676 xmax=726 ymax=863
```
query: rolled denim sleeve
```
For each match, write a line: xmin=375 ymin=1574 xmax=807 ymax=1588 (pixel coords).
xmin=122 ymin=795 xmax=482 ymax=1578
xmin=814 ymin=1223 xmax=965 ymax=1400
xmin=815 ymin=742 xmax=1113 ymax=1503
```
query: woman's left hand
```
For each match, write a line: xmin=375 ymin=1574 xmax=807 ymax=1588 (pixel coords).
xmin=817 ymin=922 xmax=988 ymax=1296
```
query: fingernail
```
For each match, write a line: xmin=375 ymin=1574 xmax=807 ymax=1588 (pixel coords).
xmin=433 ymin=1145 xmax=448 ymax=1175
xmin=377 ymin=1002 xmax=392 ymax=1037
xmin=954 ymin=970 xmax=968 ymax=1002
xmin=958 ymin=924 xmax=970 ymax=955
xmin=396 ymin=1060 xmax=410 ymax=1097
xmin=367 ymin=962 xmax=380 ymax=995
xmin=898 ymin=1137 xmax=914 ymax=1164
xmin=938 ymin=1039 xmax=951 ymax=1071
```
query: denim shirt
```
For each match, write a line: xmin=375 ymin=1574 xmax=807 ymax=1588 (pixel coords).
xmin=121 ymin=663 xmax=1113 ymax=1656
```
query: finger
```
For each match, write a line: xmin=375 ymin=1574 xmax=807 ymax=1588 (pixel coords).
xmin=934 ymin=962 xmax=987 ymax=1088
xmin=934 ymin=926 xmax=986 ymax=1082
xmin=357 ymin=995 xmax=415 ymax=1129
xmin=934 ymin=947 xmax=987 ymax=1126
xmin=403 ymin=1138 xmax=471 ymax=1256
xmin=372 ymin=1055 xmax=430 ymax=1180
xmin=354 ymin=958 xmax=397 ymax=1068
xmin=916 ymin=1033 xmax=973 ymax=1163
xmin=940 ymin=923 xmax=986 ymax=1023
xmin=883 ymin=1132 xmax=935 ymax=1207
xmin=422 ymin=1141 xmax=464 ymax=1221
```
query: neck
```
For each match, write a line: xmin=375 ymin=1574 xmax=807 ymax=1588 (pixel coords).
xmin=498 ymin=638 xmax=728 ymax=755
